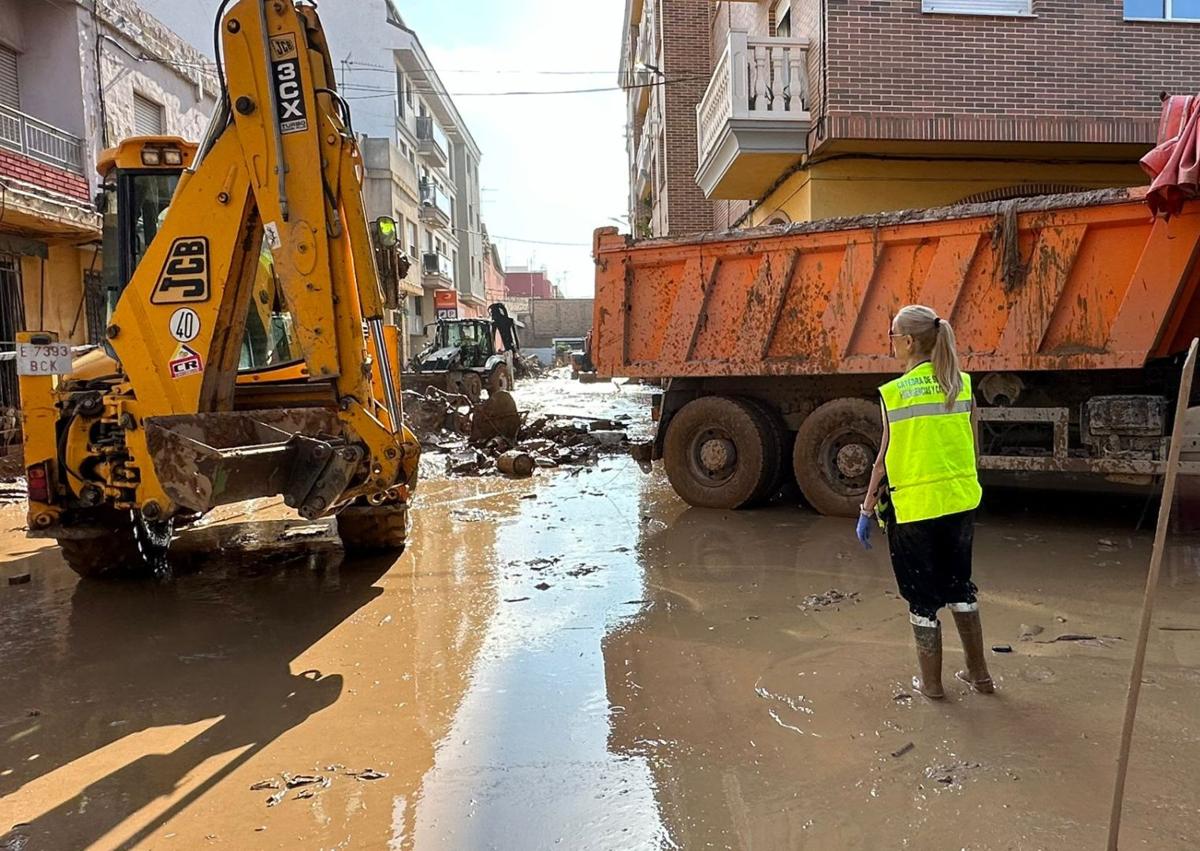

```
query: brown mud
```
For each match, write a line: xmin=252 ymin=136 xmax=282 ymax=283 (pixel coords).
xmin=1 ymin=378 xmax=1198 ymax=849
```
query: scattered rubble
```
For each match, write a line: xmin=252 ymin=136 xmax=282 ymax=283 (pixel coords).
xmin=282 ymin=773 xmax=326 ymax=788
xmin=513 ymin=354 xmax=545 ymax=380
xmin=798 ymin=589 xmax=859 ymax=612
xmin=253 ymin=768 xmax=363 ymax=808
xmin=1018 ymin=624 xmax=1044 ymax=641
xmin=497 ymin=451 xmax=535 ymax=477
xmin=402 ymin=384 xmax=635 ymax=479
xmin=924 ymin=760 xmax=983 ymax=789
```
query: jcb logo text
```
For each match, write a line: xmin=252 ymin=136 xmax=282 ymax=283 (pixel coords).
xmin=152 ymin=237 xmax=210 ymax=304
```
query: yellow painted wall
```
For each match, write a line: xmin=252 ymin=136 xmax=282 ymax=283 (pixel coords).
xmin=18 ymin=244 xmax=95 ymax=345
xmin=750 ymin=158 xmax=1148 ymax=226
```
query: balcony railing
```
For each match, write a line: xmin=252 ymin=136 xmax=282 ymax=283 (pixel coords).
xmin=419 ymin=179 xmax=452 ymax=227
xmin=416 ymin=115 xmax=449 ymax=166
xmin=0 ymin=104 xmax=84 ymax=174
xmin=634 ymin=0 xmax=657 ymax=83
xmin=634 ymin=118 xmax=656 ymax=198
xmin=695 ymin=33 xmax=812 ymax=199
xmin=422 ymin=252 xmax=453 ymax=282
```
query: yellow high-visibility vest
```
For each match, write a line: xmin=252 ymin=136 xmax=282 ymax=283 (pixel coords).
xmin=880 ymin=362 xmax=982 ymax=524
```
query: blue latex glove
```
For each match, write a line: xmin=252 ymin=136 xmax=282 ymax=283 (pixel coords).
xmin=856 ymin=512 xmax=873 ymax=550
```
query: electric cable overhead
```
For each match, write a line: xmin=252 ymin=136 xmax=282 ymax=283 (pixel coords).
xmin=343 ymin=74 xmax=705 ymax=99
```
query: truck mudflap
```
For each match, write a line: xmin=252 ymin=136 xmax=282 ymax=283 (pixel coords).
xmin=143 ymin=408 xmax=366 ymax=518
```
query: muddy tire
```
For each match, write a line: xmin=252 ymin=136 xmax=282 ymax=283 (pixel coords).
xmin=337 ymin=505 xmax=410 ymax=554
xmin=792 ymin=398 xmax=882 ymax=517
xmin=740 ymin=398 xmax=788 ymax=506
xmin=56 ymin=512 xmax=145 ymax=579
xmin=488 ymin=363 xmax=512 ymax=396
xmin=460 ymin=373 xmax=483 ymax=404
xmin=663 ymin=396 xmax=771 ymax=510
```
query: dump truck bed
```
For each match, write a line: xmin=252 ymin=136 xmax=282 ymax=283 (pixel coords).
xmin=592 ymin=187 xmax=1200 ymax=378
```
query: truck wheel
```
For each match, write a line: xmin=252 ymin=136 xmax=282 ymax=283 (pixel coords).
xmin=663 ymin=396 xmax=771 ymax=509
xmin=338 ymin=505 xmax=410 ymax=554
xmin=792 ymin=398 xmax=882 ymax=517
xmin=488 ymin=363 xmax=512 ymax=396
xmin=740 ymin=398 xmax=788 ymax=505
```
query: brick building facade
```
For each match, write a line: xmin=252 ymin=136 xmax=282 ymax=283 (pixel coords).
xmin=689 ymin=0 xmax=1200 ymax=229
xmin=619 ymin=0 xmax=714 ymax=238
xmin=821 ymin=0 xmax=1200 ymax=146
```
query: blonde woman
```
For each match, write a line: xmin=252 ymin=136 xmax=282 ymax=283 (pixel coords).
xmin=857 ymin=305 xmax=994 ymax=699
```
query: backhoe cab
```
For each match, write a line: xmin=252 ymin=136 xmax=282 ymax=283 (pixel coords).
xmin=19 ymin=0 xmax=420 ymax=578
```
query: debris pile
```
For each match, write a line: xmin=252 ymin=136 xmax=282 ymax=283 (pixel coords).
xmin=402 ymin=387 xmax=633 ymax=478
xmin=513 ymin=354 xmax=546 ymax=379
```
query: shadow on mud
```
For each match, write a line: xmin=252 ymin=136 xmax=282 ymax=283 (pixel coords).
xmin=0 ymin=520 xmax=396 ymax=851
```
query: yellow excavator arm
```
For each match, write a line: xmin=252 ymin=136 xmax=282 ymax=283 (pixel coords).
xmin=18 ymin=0 xmax=419 ymax=575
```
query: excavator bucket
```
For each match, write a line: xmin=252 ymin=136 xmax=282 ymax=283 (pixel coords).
xmin=142 ymin=409 xmax=358 ymax=519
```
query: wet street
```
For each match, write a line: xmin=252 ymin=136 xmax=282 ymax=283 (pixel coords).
xmin=3 ymin=377 xmax=1200 ymax=850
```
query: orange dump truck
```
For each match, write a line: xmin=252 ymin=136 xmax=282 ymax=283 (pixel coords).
xmin=592 ymin=187 xmax=1200 ymax=515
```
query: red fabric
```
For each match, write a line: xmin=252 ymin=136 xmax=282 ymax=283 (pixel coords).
xmin=1142 ymin=95 xmax=1200 ymax=218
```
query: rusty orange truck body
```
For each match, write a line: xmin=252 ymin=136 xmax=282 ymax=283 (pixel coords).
xmin=592 ymin=187 xmax=1200 ymax=514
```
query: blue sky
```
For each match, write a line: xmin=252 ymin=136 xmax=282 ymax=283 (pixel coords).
xmin=140 ymin=0 xmax=628 ymax=298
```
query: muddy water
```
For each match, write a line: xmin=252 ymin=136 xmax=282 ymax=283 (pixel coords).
xmin=0 ymin=378 xmax=1198 ymax=849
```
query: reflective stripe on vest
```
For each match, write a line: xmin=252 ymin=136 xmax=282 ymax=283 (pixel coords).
xmin=879 ymin=362 xmax=981 ymax=524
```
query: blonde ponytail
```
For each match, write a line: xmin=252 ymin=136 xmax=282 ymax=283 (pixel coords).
xmin=893 ymin=304 xmax=963 ymax=409
xmin=930 ymin=320 xmax=962 ymax=408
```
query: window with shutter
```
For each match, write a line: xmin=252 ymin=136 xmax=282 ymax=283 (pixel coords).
xmin=132 ymin=93 xmax=165 ymax=135
xmin=922 ymin=0 xmax=1032 ymax=15
xmin=0 ymin=47 xmax=20 ymax=109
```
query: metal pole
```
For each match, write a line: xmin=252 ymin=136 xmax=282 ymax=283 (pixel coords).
xmin=1107 ymin=337 xmax=1199 ymax=850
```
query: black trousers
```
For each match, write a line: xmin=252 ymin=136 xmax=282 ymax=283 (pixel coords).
xmin=885 ymin=509 xmax=977 ymax=621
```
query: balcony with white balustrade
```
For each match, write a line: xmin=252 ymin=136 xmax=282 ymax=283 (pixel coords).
xmin=695 ymin=32 xmax=812 ymax=200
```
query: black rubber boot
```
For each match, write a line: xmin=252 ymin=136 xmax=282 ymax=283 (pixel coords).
xmin=911 ymin=621 xmax=945 ymax=699
xmin=952 ymin=609 xmax=995 ymax=694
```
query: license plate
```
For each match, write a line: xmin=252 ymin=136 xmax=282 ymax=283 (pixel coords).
xmin=17 ymin=342 xmax=72 ymax=376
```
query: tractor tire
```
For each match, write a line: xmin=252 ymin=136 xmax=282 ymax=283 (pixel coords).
xmin=488 ymin=363 xmax=513 ymax=396
xmin=663 ymin=396 xmax=771 ymax=510
xmin=739 ymin=397 xmax=788 ymax=506
xmin=792 ymin=398 xmax=882 ymax=517
xmin=338 ymin=505 xmax=410 ymax=554
xmin=460 ymin=373 xmax=484 ymax=404
xmin=56 ymin=511 xmax=145 ymax=579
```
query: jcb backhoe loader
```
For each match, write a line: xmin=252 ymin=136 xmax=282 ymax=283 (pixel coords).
xmin=17 ymin=0 xmax=421 ymax=577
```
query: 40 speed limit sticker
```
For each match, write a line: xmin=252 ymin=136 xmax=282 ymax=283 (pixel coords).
xmin=169 ymin=307 xmax=201 ymax=343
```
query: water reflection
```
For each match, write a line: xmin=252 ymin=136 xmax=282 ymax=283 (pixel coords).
xmin=411 ymin=466 xmax=672 ymax=849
